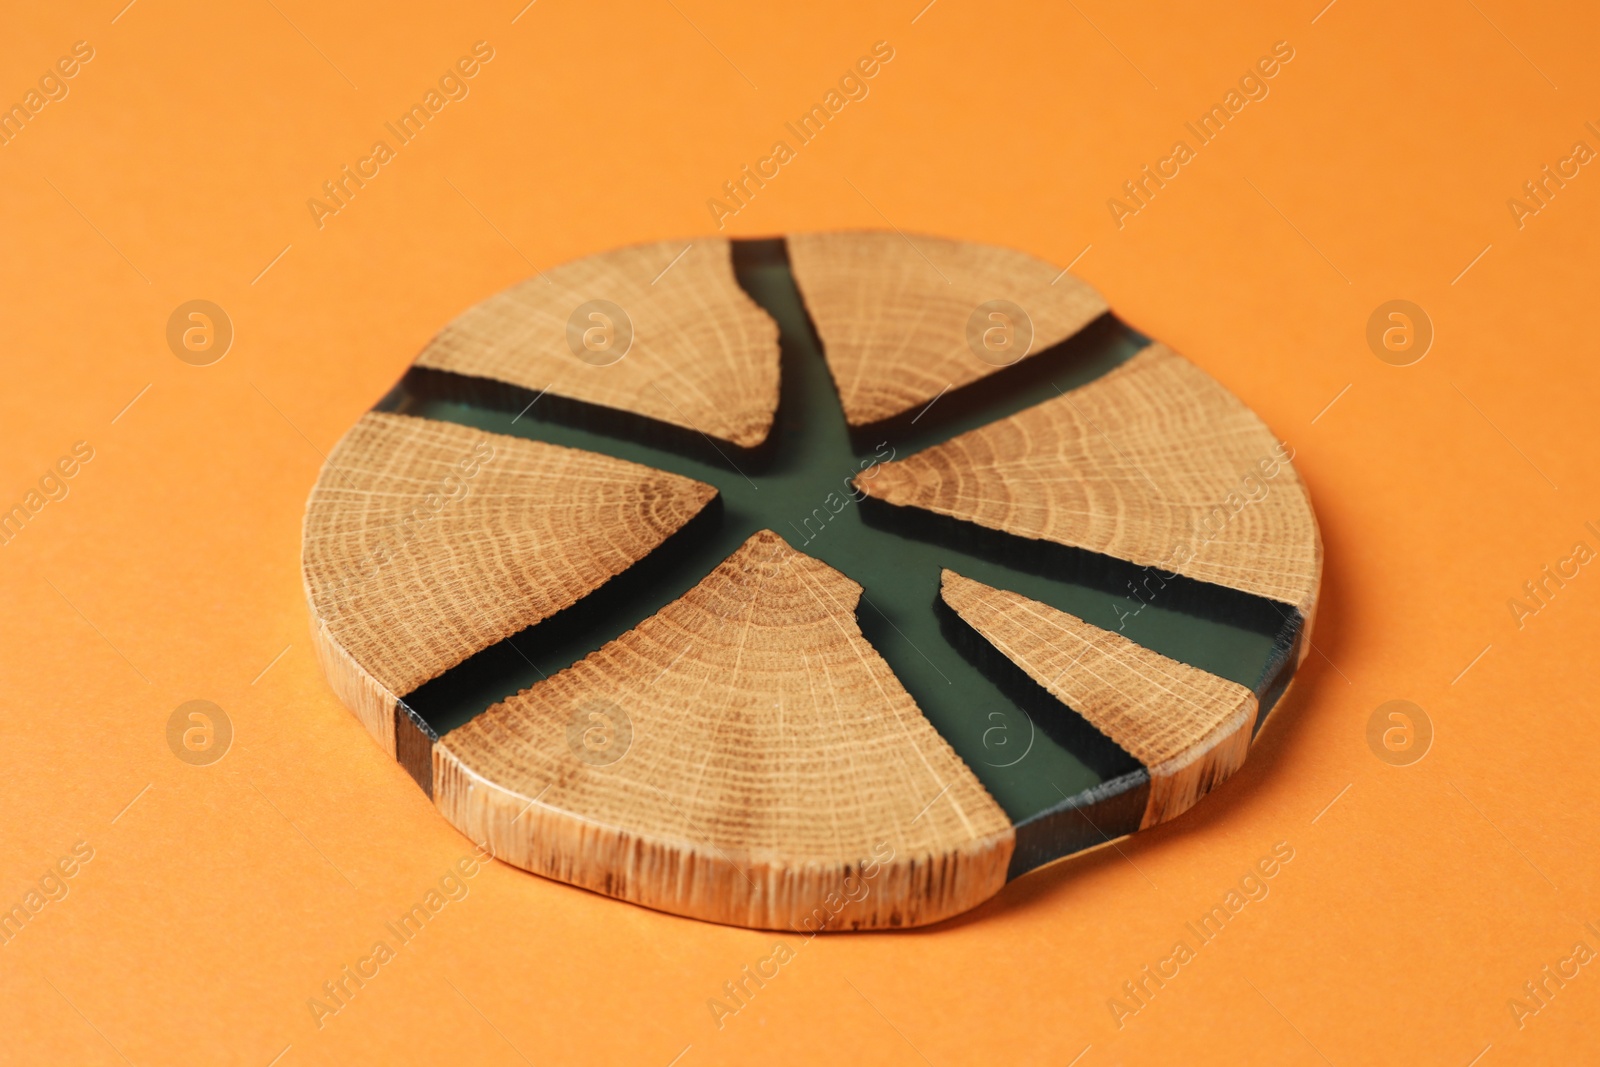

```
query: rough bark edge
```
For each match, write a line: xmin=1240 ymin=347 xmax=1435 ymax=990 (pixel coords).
xmin=307 ymin=610 xmax=399 ymax=755
xmin=1140 ymin=697 xmax=1255 ymax=829
xmin=431 ymin=742 xmax=1015 ymax=930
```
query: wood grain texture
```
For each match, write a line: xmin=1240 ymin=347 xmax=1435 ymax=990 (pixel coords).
xmin=302 ymin=411 xmax=717 ymax=753
xmin=859 ymin=343 xmax=1323 ymax=615
xmin=787 ymin=230 xmax=1107 ymax=428
xmin=940 ymin=570 xmax=1257 ymax=828
xmin=414 ymin=238 xmax=780 ymax=448
xmin=434 ymin=530 xmax=1014 ymax=930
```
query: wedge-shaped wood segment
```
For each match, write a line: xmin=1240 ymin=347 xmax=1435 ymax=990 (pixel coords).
xmin=941 ymin=571 xmax=1257 ymax=828
xmin=302 ymin=411 xmax=717 ymax=753
xmin=787 ymin=231 xmax=1108 ymax=428
xmin=859 ymin=344 xmax=1322 ymax=615
xmin=414 ymin=238 xmax=780 ymax=448
xmin=434 ymin=530 xmax=1015 ymax=930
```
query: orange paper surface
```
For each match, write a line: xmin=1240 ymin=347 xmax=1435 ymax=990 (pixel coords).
xmin=2 ymin=1 xmax=1597 ymax=1063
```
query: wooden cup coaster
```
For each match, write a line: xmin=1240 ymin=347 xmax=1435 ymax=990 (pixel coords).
xmin=302 ymin=233 xmax=1321 ymax=931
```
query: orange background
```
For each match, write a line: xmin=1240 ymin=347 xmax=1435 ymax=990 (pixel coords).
xmin=2 ymin=1 xmax=1597 ymax=1063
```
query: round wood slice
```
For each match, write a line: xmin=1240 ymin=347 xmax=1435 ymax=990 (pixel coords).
xmin=302 ymin=233 xmax=1322 ymax=930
